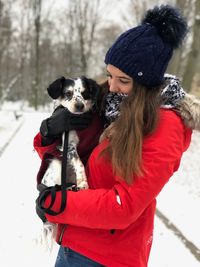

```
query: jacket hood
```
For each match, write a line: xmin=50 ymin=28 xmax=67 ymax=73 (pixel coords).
xmin=176 ymin=93 xmax=200 ymax=131
xmin=162 ymin=74 xmax=200 ymax=131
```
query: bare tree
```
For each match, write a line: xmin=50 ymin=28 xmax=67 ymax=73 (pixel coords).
xmin=0 ymin=73 xmax=21 ymax=107
xmin=167 ymin=0 xmax=195 ymax=79
xmin=121 ymin=0 xmax=148 ymax=27
xmin=13 ymin=0 xmax=33 ymax=101
xmin=0 ymin=0 xmax=122 ymax=107
xmin=0 ymin=0 xmax=12 ymax=102
xmin=68 ymin=0 xmax=102 ymax=75
xmin=182 ymin=0 xmax=200 ymax=91
xmin=93 ymin=23 xmax=122 ymax=80
xmin=167 ymin=0 xmax=187 ymax=76
xmin=31 ymin=0 xmax=42 ymax=110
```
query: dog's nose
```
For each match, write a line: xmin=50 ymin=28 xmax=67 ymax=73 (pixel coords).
xmin=75 ymin=102 xmax=84 ymax=111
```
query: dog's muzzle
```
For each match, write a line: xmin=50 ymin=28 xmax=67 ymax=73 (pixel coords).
xmin=75 ymin=101 xmax=84 ymax=112
xmin=74 ymin=96 xmax=85 ymax=112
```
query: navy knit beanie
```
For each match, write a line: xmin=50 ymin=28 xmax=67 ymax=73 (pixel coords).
xmin=105 ymin=5 xmax=188 ymax=87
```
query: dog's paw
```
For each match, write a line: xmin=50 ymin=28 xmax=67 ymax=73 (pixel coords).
xmin=77 ymin=180 xmax=89 ymax=190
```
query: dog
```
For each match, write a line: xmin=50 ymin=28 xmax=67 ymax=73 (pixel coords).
xmin=38 ymin=76 xmax=100 ymax=250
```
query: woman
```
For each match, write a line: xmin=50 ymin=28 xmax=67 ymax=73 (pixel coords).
xmin=34 ymin=5 xmax=193 ymax=267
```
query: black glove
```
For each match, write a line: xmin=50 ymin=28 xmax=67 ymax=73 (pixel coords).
xmin=36 ymin=199 xmax=47 ymax=223
xmin=35 ymin=184 xmax=48 ymax=223
xmin=40 ymin=106 xmax=92 ymax=139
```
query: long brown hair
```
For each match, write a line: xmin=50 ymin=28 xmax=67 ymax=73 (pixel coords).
xmin=100 ymin=80 xmax=162 ymax=184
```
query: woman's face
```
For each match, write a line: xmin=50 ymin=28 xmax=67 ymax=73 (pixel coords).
xmin=106 ymin=64 xmax=133 ymax=94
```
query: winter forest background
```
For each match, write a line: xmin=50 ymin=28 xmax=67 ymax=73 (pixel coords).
xmin=0 ymin=0 xmax=200 ymax=110
xmin=0 ymin=0 xmax=200 ymax=267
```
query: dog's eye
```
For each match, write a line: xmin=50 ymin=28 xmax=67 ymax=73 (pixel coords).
xmin=65 ymin=91 xmax=73 ymax=98
xmin=82 ymin=90 xmax=90 ymax=99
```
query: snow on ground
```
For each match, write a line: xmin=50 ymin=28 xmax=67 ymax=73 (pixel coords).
xmin=0 ymin=104 xmax=199 ymax=267
xmin=155 ymin=131 xmax=200 ymax=248
xmin=0 ymin=110 xmax=59 ymax=267
xmin=149 ymin=217 xmax=200 ymax=267
xmin=0 ymin=110 xmax=23 ymax=152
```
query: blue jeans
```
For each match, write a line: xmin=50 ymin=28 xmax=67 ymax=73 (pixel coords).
xmin=55 ymin=246 xmax=106 ymax=267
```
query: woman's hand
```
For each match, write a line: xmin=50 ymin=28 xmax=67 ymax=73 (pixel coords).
xmin=40 ymin=106 xmax=93 ymax=139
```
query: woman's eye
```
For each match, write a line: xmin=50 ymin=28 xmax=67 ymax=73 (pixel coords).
xmin=119 ymin=79 xmax=129 ymax=84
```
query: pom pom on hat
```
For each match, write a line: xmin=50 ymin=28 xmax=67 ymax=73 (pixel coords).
xmin=142 ymin=5 xmax=188 ymax=48
xmin=104 ymin=5 xmax=188 ymax=87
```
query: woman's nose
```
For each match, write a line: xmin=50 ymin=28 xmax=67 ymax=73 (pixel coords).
xmin=109 ymin=79 xmax=119 ymax=93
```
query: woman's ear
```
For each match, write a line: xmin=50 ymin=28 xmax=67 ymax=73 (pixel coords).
xmin=47 ymin=76 xmax=65 ymax=99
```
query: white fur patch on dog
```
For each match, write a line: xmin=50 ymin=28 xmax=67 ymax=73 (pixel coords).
xmin=42 ymin=159 xmax=63 ymax=187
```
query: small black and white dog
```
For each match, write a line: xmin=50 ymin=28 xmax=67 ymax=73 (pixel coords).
xmin=39 ymin=76 xmax=100 ymax=249
xmin=42 ymin=76 xmax=100 ymax=189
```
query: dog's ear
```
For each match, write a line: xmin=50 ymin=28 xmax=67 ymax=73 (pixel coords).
xmin=47 ymin=76 xmax=65 ymax=99
xmin=81 ymin=76 xmax=100 ymax=96
xmin=81 ymin=76 xmax=102 ymax=111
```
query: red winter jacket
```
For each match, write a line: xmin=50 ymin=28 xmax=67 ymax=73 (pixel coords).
xmin=34 ymin=109 xmax=192 ymax=267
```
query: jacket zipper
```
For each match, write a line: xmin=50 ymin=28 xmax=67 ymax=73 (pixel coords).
xmin=58 ymin=225 xmax=67 ymax=245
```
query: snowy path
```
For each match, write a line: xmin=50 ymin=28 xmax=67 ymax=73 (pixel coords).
xmin=0 ymin=112 xmax=59 ymax=267
xmin=0 ymin=111 xmax=199 ymax=267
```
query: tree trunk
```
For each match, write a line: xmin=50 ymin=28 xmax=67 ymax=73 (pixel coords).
xmin=182 ymin=0 xmax=200 ymax=91
xmin=32 ymin=0 xmax=42 ymax=110
xmin=0 ymin=0 xmax=12 ymax=102
xmin=167 ymin=0 xmax=188 ymax=77
xmin=72 ymin=0 xmax=101 ymax=75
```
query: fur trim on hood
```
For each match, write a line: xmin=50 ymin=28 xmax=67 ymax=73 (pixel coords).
xmin=162 ymin=74 xmax=200 ymax=131
xmin=161 ymin=73 xmax=200 ymax=131
xmin=175 ymin=93 xmax=200 ymax=131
